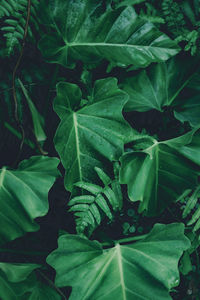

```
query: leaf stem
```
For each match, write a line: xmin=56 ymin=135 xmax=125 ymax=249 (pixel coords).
xmin=12 ymin=0 xmax=32 ymax=166
xmin=37 ymin=269 xmax=68 ymax=300
xmin=102 ymin=234 xmax=148 ymax=247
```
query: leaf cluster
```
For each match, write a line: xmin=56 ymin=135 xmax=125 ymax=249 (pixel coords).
xmin=1 ymin=0 xmax=200 ymax=299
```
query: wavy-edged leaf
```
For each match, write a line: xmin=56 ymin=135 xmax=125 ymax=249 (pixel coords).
xmin=38 ymin=0 xmax=180 ymax=68
xmin=120 ymin=130 xmax=200 ymax=216
xmin=121 ymin=55 xmax=199 ymax=113
xmin=0 ymin=263 xmax=61 ymax=300
xmin=54 ymin=78 xmax=133 ymax=191
xmin=0 ymin=156 xmax=59 ymax=245
xmin=47 ymin=223 xmax=190 ymax=300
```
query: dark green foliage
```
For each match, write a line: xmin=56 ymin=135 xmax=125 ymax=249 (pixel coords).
xmin=68 ymin=165 xmax=123 ymax=236
xmin=179 ymin=186 xmax=200 ymax=232
xmin=1 ymin=0 xmax=200 ymax=299
xmin=161 ymin=0 xmax=200 ymax=55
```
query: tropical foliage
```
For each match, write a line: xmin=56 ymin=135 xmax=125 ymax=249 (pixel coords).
xmin=1 ymin=0 xmax=200 ymax=299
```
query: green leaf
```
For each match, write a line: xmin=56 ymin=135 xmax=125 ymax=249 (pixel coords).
xmin=54 ymin=78 xmax=133 ymax=191
xmin=121 ymin=55 xmax=198 ymax=112
xmin=0 ymin=263 xmax=62 ymax=300
xmin=174 ymin=93 xmax=200 ymax=127
xmin=179 ymin=251 xmax=193 ymax=275
xmin=47 ymin=223 xmax=190 ymax=300
xmin=0 ymin=156 xmax=59 ymax=245
xmin=174 ymin=129 xmax=200 ymax=165
xmin=120 ymin=130 xmax=200 ymax=216
xmin=18 ymin=79 xmax=47 ymax=142
xmin=38 ymin=0 xmax=180 ymax=68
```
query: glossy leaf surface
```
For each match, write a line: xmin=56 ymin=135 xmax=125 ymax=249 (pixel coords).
xmin=54 ymin=78 xmax=133 ymax=191
xmin=121 ymin=56 xmax=198 ymax=113
xmin=38 ymin=0 xmax=180 ymax=68
xmin=0 ymin=156 xmax=59 ymax=244
xmin=120 ymin=130 xmax=200 ymax=215
xmin=47 ymin=223 xmax=190 ymax=300
xmin=0 ymin=263 xmax=61 ymax=300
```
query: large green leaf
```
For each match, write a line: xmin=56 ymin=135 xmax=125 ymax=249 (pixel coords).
xmin=120 ymin=130 xmax=200 ymax=216
xmin=121 ymin=55 xmax=199 ymax=113
xmin=0 ymin=156 xmax=59 ymax=245
xmin=0 ymin=263 xmax=62 ymax=300
xmin=47 ymin=223 xmax=190 ymax=300
xmin=38 ymin=0 xmax=180 ymax=68
xmin=54 ymin=77 xmax=133 ymax=191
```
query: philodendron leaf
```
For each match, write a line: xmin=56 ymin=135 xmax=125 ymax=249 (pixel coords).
xmin=54 ymin=77 xmax=133 ymax=192
xmin=38 ymin=0 xmax=180 ymax=68
xmin=121 ymin=55 xmax=198 ymax=113
xmin=120 ymin=129 xmax=200 ymax=216
xmin=47 ymin=223 xmax=190 ymax=300
xmin=0 ymin=263 xmax=62 ymax=300
xmin=0 ymin=156 xmax=60 ymax=245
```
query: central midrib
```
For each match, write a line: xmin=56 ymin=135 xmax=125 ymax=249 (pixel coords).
xmin=73 ymin=113 xmax=82 ymax=181
xmin=68 ymin=42 xmax=176 ymax=50
xmin=116 ymin=243 xmax=127 ymax=300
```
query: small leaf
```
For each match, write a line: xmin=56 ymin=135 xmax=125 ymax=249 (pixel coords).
xmin=95 ymin=194 xmax=113 ymax=220
xmin=74 ymin=182 xmax=103 ymax=195
xmin=90 ymin=203 xmax=101 ymax=225
xmin=18 ymin=79 xmax=47 ymax=142
xmin=68 ymin=195 xmax=95 ymax=206
xmin=94 ymin=167 xmax=111 ymax=186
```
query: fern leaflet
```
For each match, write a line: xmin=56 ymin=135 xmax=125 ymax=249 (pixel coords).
xmin=179 ymin=186 xmax=200 ymax=232
xmin=0 ymin=0 xmax=39 ymax=56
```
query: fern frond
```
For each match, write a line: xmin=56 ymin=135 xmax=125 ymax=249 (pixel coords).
xmin=139 ymin=3 xmax=165 ymax=24
xmin=180 ymin=186 xmax=200 ymax=232
xmin=0 ymin=0 xmax=39 ymax=56
xmin=68 ymin=165 xmax=123 ymax=236
xmin=161 ymin=0 xmax=200 ymax=55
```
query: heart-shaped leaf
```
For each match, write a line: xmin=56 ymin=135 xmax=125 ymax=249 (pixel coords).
xmin=54 ymin=78 xmax=133 ymax=191
xmin=47 ymin=223 xmax=190 ymax=300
